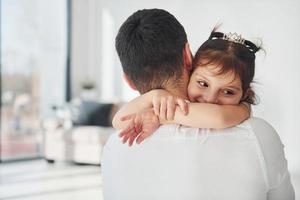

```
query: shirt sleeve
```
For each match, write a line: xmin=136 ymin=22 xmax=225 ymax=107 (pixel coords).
xmin=267 ymin=171 xmax=295 ymax=200
xmin=249 ymin=117 xmax=295 ymax=200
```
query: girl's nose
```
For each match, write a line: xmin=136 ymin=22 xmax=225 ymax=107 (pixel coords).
xmin=203 ymin=93 xmax=219 ymax=104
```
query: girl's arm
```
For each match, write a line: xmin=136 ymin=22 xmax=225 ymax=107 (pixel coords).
xmin=113 ymin=89 xmax=250 ymax=130
xmin=112 ymin=90 xmax=163 ymax=130
xmin=164 ymin=102 xmax=249 ymax=129
xmin=119 ymin=102 xmax=249 ymax=146
xmin=117 ymin=90 xmax=250 ymax=146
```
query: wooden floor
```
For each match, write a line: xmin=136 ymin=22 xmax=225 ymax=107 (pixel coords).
xmin=0 ymin=160 xmax=103 ymax=200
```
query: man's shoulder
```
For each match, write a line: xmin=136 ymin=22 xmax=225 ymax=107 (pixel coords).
xmin=247 ymin=119 xmax=291 ymax=190
xmin=247 ymin=117 xmax=276 ymax=132
xmin=247 ymin=117 xmax=282 ymax=141
xmin=247 ymin=117 xmax=284 ymax=154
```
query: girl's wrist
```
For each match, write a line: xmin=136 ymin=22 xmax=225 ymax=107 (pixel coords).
xmin=144 ymin=90 xmax=158 ymax=107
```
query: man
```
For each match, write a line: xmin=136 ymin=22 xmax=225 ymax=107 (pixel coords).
xmin=102 ymin=9 xmax=294 ymax=200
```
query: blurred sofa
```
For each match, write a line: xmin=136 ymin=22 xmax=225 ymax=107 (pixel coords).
xmin=43 ymin=100 xmax=121 ymax=165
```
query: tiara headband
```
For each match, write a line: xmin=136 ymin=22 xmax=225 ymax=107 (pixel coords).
xmin=223 ymin=32 xmax=245 ymax=44
xmin=209 ymin=32 xmax=259 ymax=53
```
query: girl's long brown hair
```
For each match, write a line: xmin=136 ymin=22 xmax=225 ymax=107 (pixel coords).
xmin=193 ymin=30 xmax=261 ymax=104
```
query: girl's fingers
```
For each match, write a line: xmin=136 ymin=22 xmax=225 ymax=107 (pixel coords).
xmin=152 ymin=96 xmax=160 ymax=116
xmin=136 ymin=132 xmax=146 ymax=144
xmin=128 ymin=131 xmax=139 ymax=147
xmin=119 ymin=121 xmax=135 ymax=137
xmin=177 ymin=98 xmax=188 ymax=115
xmin=166 ymin=96 xmax=176 ymax=120
xmin=119 ymin=130 xmax=127 ymax=138
xmin=122 ymin=133 xmax=131 ymax=144
xmin=128 ymin=121 xmax=141 ymax=146
xmin=159 ymin=97 xmax=167 ymax=120
xmin=119 ymin=126 xmax=134 ymax=138
xmin=128 ymin=134 xmax=135 ymax=147
xmin=122 ymin=127 xmax=136 ymax=143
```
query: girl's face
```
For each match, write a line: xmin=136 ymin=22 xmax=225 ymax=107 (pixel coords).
xmin=187 ymin=64 xmax=243 ymax=105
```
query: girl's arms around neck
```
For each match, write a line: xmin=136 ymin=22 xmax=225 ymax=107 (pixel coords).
xmin=112 ymin=89 xmax=250 ymax=130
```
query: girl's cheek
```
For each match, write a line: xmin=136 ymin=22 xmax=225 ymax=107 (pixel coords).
xmin=187 ymin=87 xmax=197 ymax=102
xmin=187 ymin=84 xmax=193 ymax=95
xmin=220 ymin=96 xmax=241 ymax=105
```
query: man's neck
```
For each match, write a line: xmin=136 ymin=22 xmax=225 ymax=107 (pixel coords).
xmin=164 ymin=72 xmax=190 ymax=100
xmin=165 ymin=85 xmax=189 ymax=100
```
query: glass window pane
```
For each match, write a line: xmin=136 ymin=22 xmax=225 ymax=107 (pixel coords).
xmin=1 ymin=0 xmax=67 ymax=161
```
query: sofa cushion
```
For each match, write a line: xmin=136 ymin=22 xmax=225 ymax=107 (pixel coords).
xmin=73 ymin=101 xmax=113 ymax=127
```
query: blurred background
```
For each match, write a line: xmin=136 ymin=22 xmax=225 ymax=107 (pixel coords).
xmin=0 ymin=0 xmax=299 ymax=199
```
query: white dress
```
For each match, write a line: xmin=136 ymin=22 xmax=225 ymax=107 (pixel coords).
xmin=101 ymin=117 xmax=295 ymax=200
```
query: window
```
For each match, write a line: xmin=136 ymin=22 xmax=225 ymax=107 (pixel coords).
xmin=0 ymin=0 xmax=69 ymax=161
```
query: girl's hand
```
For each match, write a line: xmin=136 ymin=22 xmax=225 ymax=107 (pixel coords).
xmin=119 ymin=108 xmax=159 ymax=146
xmin=152 ymin=90 xmax=188 ymax=121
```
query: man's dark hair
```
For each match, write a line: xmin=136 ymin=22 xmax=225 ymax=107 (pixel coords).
xmin=115 ymin=9 xmax=187 ymax=93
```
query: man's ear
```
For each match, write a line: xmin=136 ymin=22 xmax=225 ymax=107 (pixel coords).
xmin=123 ymin=74 xmax=137 ymax=90
xmin=183 ymin=42 xmax=193 ymax=71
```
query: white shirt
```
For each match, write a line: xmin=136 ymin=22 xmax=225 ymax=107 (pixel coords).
xmin=101 ymin=117 xmax=295 ymax=200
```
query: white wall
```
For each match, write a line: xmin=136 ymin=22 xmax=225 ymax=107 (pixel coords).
xmin=39 ymin=0 xmax=67 ymax=118
xmin=72 ymin=0 xmax=300 ymax=173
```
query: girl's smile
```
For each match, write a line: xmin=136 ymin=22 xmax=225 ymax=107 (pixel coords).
xmin=188 ymin=64 xmax=243 ymax=105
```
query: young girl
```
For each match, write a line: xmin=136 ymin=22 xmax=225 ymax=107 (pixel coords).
xmin=113 ymin=29 xmax=261 ymax=146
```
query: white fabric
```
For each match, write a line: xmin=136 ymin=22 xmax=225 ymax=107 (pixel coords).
xmin=101 ymin=117 xmax=295 ymax=200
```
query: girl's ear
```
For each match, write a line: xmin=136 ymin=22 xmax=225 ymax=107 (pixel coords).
xmin=242 ymin=88 xmax=254 ymax=102
xmin=183 ymin=42 xmax=193 ymax=71
xmin=123 ymin=74 xmax=137 ymax=90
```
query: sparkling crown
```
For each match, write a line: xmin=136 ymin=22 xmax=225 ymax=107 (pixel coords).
xmin=222 ymin=32 xmax=245 ymax=45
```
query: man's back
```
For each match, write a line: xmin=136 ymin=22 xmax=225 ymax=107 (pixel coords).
xmin=102 ymin=117 xmax=294 ymax=200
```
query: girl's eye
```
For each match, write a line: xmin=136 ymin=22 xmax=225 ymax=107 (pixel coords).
xmin=222 ymin=90 xmax=235 ymax=96
xmin=197 ymin=81 xmax=208 ymax=88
